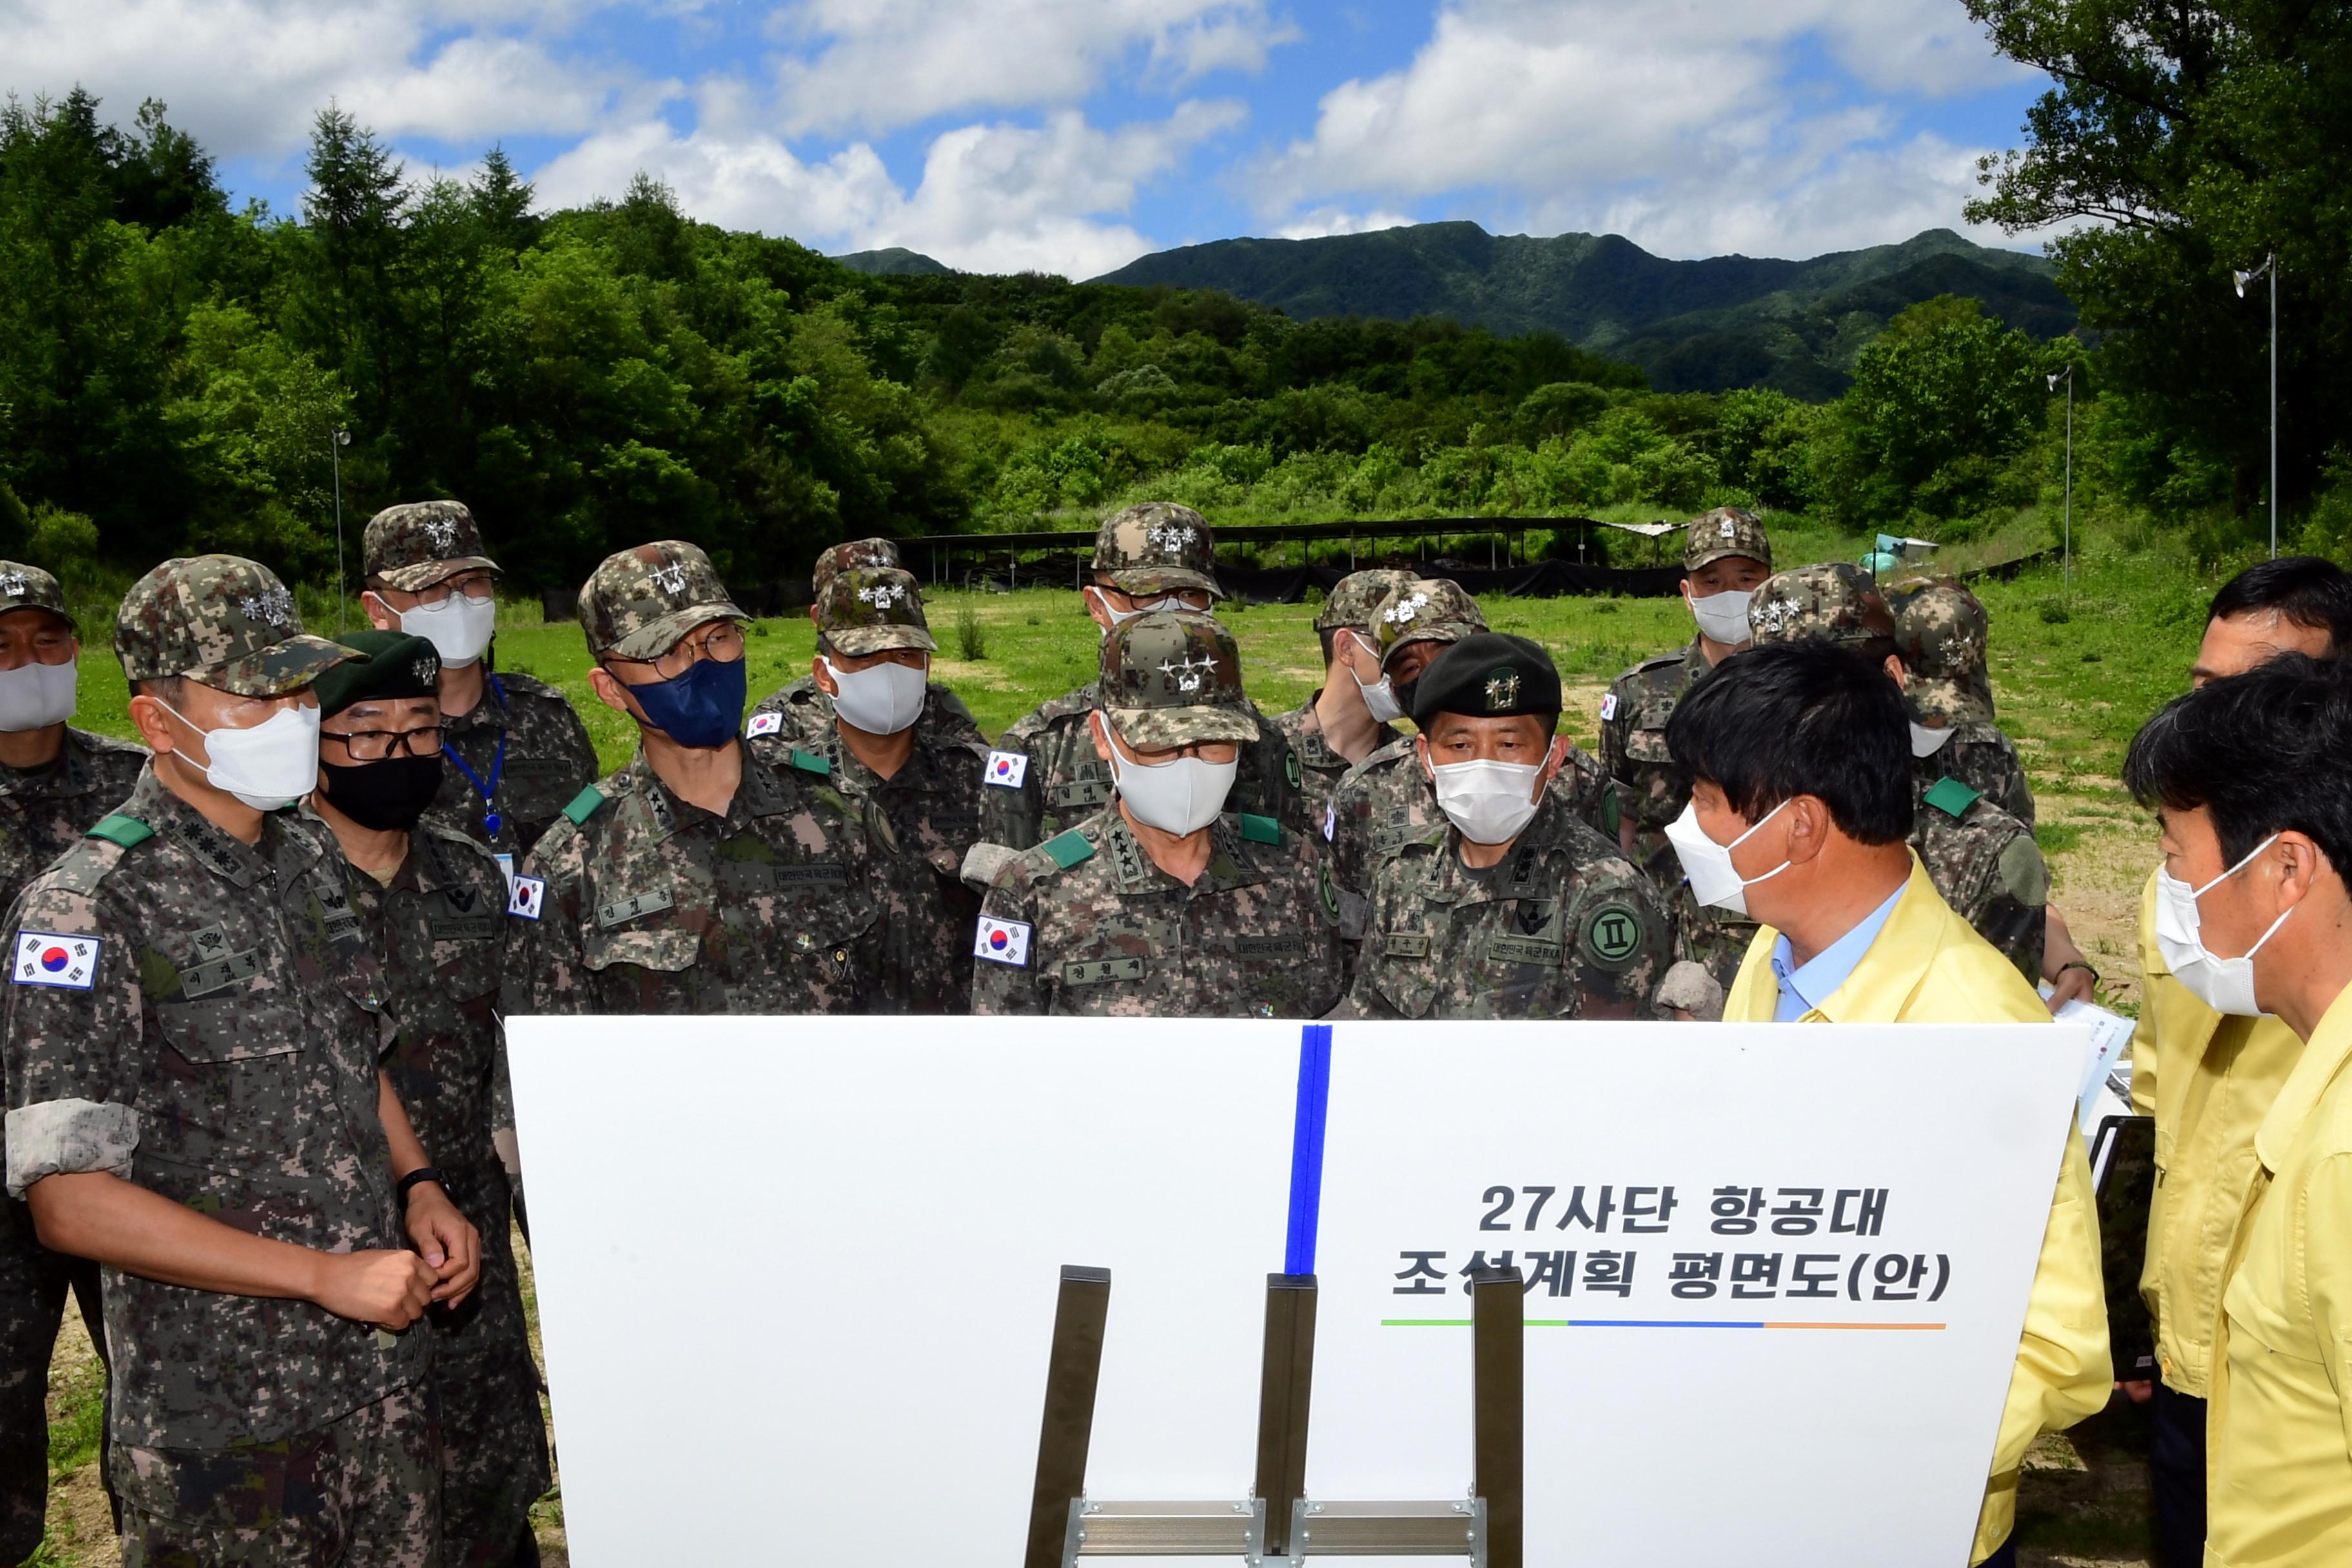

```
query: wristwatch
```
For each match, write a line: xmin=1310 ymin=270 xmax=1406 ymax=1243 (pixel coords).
xmin=396 ymin=1166 xmax=447 ymax=1210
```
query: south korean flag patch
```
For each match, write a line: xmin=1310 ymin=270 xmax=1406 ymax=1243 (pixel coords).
xmin=1598 ymin=692 xmax=1619 ymax=723
xmin=983 ymin=750 xmax=1029 ymax=789
xmin=14 ymin=931 xmax=99 ymax=990
xmin=973 ymin=914 xmax=1032 ymax=967
xmin=746 ymin=710 xmax=784 ymax=738
xmin=507 ymin=876 xmax=547 ymax=921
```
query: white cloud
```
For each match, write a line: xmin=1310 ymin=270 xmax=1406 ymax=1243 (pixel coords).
xmin=1251 ymin=0 xmax=2049 ymax=258
xmin=768 ymin=0 xmax=1289 ymax=136
xmin=533 ymin=99 xmax=1243 ymax=277
xmin=1272 ymin=206 xmax=1416 ymax=240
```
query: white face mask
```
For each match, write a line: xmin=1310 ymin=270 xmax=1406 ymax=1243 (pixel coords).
xmin=1665 ymin=798 xmax=1792 ymax=916
xmin=1687 ymin=586 xmax=1755 ymax=646
xmin=1429 ymin=757 xmax=1545 ymax=845
xmin=159 ymin=700 xmax=320 ymax=811
xmin=1099 ymin=717 xmax=1235 ymax=835
xmin=1910 ymin=721 xmax=1956 ymax=759
xmin=397 ymin=593 xmax=496 ymax=667
xmin=1343 ymin=632 xmax=1406 ymax=725
xmin=1088 ymin=586 xmax=1196 ymax=636
xmin=823 ymin=656 xmax=927 ymax=736
xmin=2153 ymin=835 xmax=2297 ymax=1017
xmin=0 ymin=658 xmax=77 ymax=731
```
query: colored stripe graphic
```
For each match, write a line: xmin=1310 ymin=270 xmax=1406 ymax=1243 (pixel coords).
xmin=1283 ymin=1023 xmax=1335 ymax=1277
xmin=1380 ymin=1319 xmax=1947 ymax=1331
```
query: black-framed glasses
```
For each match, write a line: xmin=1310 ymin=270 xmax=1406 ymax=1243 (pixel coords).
xmin=613 ymin=622 xmax=748 ymax=681
xmin=411 ymin=573 xmax=497 ymax=607
xmin=323 ymin=725 xmax=445 ymax=761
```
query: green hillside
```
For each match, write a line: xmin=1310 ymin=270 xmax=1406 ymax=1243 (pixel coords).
xmin=1097 ymin=223 xmax=2073 ymax=398
xmin=836 ymin=246 xmax=952 ymax=277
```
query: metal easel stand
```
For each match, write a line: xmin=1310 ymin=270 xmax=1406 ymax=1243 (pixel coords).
xmin=1024 ymin=1263 xmax=1525 ymax=1567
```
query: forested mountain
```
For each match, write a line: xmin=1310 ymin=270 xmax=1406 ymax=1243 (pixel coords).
xmin=1097 ymin=224 xmax=2074 ymax=397
xmin=836 ymin=247 xmax=950 ymax=277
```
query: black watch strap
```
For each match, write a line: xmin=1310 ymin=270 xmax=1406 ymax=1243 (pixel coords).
xmin=396 ymin=1166 xmax=447 ymax=1208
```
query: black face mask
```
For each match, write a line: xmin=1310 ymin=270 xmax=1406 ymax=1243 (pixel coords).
xmin=319 ymin=754 xmax=444 ymax=832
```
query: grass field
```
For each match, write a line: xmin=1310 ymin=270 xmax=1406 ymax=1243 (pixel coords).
xmin=37 ymin=526 xmax=2222 ymax=1565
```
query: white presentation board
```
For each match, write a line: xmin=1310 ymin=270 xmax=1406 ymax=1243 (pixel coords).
xmin=507 ymin=1017 xmax=2090 ymax=1566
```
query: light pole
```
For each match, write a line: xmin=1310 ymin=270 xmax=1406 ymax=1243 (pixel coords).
xmin=2233 ymin=254 xmax=2278 ymax=558
xmin=2046 ymin=366 xmax=2073 ymax=589
xmin=329 ymin=426 xmax=351 ymax=631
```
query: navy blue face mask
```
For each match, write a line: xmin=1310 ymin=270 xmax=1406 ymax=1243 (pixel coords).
xmin=624 ymin=656 xmax=747 ymax=750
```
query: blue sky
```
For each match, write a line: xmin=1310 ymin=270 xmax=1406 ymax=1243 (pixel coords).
xmin=4 ymin=0 xmax=2057 ymax=277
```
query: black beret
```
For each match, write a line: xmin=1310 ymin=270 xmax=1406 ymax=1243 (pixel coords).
xmin=313 ymin=630 xmax=440 ymax=720
xmin=1411 ymin=632 xmax=1562 ymax=727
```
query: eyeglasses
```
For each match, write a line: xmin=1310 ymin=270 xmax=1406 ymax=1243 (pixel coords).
xmin=614 ymin=622 xmax=748 ymax=681
xmin=323 ymin=725 xmax=445 ymax=761
xmin=412 ymin=573 xmax=496 ymax=607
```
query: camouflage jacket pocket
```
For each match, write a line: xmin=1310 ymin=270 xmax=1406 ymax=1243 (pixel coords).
xmin=1622 ymin=725 xmax=1676 ymax=765
xmin=581 ymin=923 xmax=699 ymax=975
xmin=1367 ymin=932 xmax=1441 ymax=1020
xmin=156 ymin=995 xmax=306 ymax=1063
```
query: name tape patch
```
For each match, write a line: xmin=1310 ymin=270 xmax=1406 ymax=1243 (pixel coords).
xmin=14 ymin=930 xmax=99 ymax=990
xmin=507 ymin=876 xmax=547 ymax=921
xmin=983 ymin=750 xmax=1030 ymax=789
xmin=974 ymin=915 xmax=1032 ymax=967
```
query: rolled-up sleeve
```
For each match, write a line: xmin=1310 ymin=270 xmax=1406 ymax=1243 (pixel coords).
xmin=6 ymin=1098 xmax=138 ymax=1197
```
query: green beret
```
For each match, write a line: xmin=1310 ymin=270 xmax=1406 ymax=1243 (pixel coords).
xmin=313 ymin=630 xmax=438 ymax=720
xmin=1411 ymin=632 xmax=1562 ymax=727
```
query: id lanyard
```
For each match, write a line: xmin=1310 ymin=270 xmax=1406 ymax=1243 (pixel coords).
xmin=444 ymin=674 xmax=511 ymax=840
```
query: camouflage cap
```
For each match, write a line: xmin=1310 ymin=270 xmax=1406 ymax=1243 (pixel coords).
xmin=1747 ymin=562 xmax=1896 ymax=649
xmin=115 ymin=555 xmax=359 ymax=698
xmin=0 ymin=561 xmax=73 ymax=630
xmin=1097 ymin=609 xmax=1259 ymax=749
xmin=811 ymin=536 xmax=902 ymax=598
xmin=363 ymin=500 xmax=500 ymax=593
xmin=1092 ymin=502 xmax=1222 ymax=598
xmin=1684 ymin=507 xmax=1774 ymax=574
xmin=1372 ymin=578 xmax=1488 ymax=665
xmin=817 ymin=565 xmax=936 ymax=658
xmin=1887 ymin=575 xmax=1994 ymax=726
xmin=1316 ymin=567 xmax=1419 ymax=634
xmin=578 ymin=540 xmax=746 ymax=662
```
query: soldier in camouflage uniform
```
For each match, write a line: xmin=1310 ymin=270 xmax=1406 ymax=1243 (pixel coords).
xmin=5 ymin=555 xmax=478 ymax=1566
xmin=750 ymin=537 xmax=989 ymax=751
xmin=508 ymin=541 xmax=923 ymax=1015
xmin=1267 ymin=567 xmax=1419 ymax=819
xmin=1337 ymin=634 xmax=1668 ymax=1021
xmin=0 ymin=562 xmax=146 ymax=1557
xmin=309 ymin=631 xmax=551 ymax=1566
xmin=1886 ymin=576 xmax=2035 ymax=826
xmin=1598 ymin=507 xmax=1776 ymax=999
xmin=749 ymin=565 xmax=987 ymax=1013
xmin=363 ymin=501 xmax=598 ymax=860
xmin=1747 ymin=563 xmax=2049 ymax=982
xmin=973 ymin=611 xmax=1344 ymax=1017
xmin=975 ymin=503 xmax=1310 ymax=851
xmin=1324 ymin=578 xmax=1612 ymax=941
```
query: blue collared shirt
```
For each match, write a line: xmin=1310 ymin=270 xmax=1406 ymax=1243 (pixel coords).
xmin=1769 ymin=882 xmax=1908 ymax=1021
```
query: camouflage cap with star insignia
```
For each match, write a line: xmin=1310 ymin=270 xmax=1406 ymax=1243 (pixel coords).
xmin=0 ymin=560 xmax=74 ymax=629
xmin=1683 ymin=506 xmax=1774 ymax=574
xmin=1097 ymin=609 xmax=1258 ymax=749
xmin=1886 ymin=574 xmax=1995 ymax=726
xmin=1745 ymin=562 xmax=1896 ymax=649
xmin=816 ymin=565 xmax=937 ymax=657
xmin=578 ymin=540 xmax=747 ymax=661
xmin=312 ymin=629 xmax=441 ymax=719
xmin=115 ymin=554 xmax=360 ymax=697
xmin=1092 ymin=502 xmax=1222 ymax=598
xmin=1371 ymin=578 xmax=1488 ymax=665
xmin=810 ymin=536 xmax=903 ymax=598
xmin=1315 ymin=567 xmax=1420 ymax=634
xmin=362 ymin=500 xmax=500 ymax=592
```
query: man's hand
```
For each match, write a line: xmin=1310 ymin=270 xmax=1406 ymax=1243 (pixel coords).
xmin=2116 ymin=1378 xmax=2155 ymax=1404
xmin=313 ymin=1250 xmax=438 ymax=1330
xmin=402 ymin=1185 xmax=482 ymax=1308
xmin=2046 ymin=964 xmax=2097 ymax=1012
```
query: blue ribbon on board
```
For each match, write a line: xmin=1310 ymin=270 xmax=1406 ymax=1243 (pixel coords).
xmin=1283 ymin=1023 xmax=1335 ymax=1277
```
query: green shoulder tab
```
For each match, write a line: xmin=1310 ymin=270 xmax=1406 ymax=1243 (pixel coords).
xmin=562 ymin=785 xmax=609 ymax=826
xmin=84 ymin=814 xmax=153 ymax=848
xmin=1043 ymin=829 xmax=1096 ymax=870
xmin=788 ymin=748 xmax=832 ymax=777
xmin=1923 ymin=776 xmax=1982 ymax=820
xmin=1239 ymin=812 xmax=1282 ymax=845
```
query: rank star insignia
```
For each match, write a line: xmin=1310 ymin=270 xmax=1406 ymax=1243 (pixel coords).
xmin=426 ymin=519 xmax=457 ymax=551
xmin=858 ymin=583 xmax=907 ymax=609
xmin=239 ymin=588 xmax=295 ymax=625
xmin=1147 ymin=523 xmax=1197 ymax=552
xmin=1384 ymin=592 xmax=1429 ymax=625
xmin=0 ymin=573 xmax=26 ymax=598
xmin=1753 ymin=598 xmax=1798 ymax=634
xmin=413 ymin=656 xmax=438 ymax=684
xmin=1485 ymin=669 xmax=1521 ymax=710
xmin=649 ymin=564 xmax=687 ymax=595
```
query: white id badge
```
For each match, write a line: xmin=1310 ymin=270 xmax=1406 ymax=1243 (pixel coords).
xmin=496 ymin=853 xmax=517 ymax=897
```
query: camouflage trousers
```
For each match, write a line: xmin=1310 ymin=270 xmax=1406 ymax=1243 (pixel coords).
xmin=115 ymin=1385 xmax=440 ymax=1568
xmin=1 ymin=1194 xmax=112 ymax=1562
xmin=433 ymin=1170 xmax=551 ymax=1568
